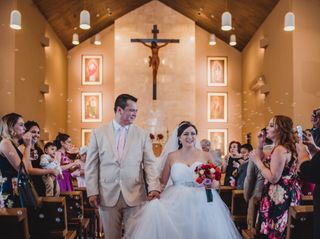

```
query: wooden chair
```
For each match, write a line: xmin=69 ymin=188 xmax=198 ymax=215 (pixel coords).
xmin=0 ymin=208 xmax=29 ymax=239
xmin=231 ymin=190 xmax=248 ymax=230
xmin=28 ymin=197 xmax=76 ymax=239
xmin=219 ymin=186 xmax=236 ymax=209
xmin=60 ymin=191 xmax=90 ymax=238
xmin=286 ymin=205 xmax=313 ymax=239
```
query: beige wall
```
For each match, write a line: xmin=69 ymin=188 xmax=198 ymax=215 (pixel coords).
xmin=292 ymin=0 xmax=320 ymax=128
xmin=0 ymin=0 xmax=67 ymax=140
xmin=195 ymin=26 xmax=242 ymax=145
xmin=0 ymin=0 xmax=16 ymax=114
xmin=67 ymin=26 xmax=115 ymax=145
xmin=242 ymin=0 xmax=294 ymax=146
xmin=115 ymin=1 xmax=196 ymax=135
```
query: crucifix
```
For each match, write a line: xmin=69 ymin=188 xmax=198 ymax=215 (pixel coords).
xmin=131 ymin=25 xmax=179 ymax=100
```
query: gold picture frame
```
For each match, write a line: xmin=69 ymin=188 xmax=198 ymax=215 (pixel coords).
xmin=81 ymin=129 xmax=92 ymax=146
xmin=208 ymin=129 xmax=228 ymax=156
xmin=82 ymin=55 xmax=103 ymax=85
xmin=81 ymin=92 xmax=102 ymax=122
xmin=207 ymin=93 xmax=227 ymax=122
xmin=207 ymin=57 xmax=227 ymax=86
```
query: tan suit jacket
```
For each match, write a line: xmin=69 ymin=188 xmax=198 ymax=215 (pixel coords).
xmin=85 ymin=122 xmax=160 ymax=207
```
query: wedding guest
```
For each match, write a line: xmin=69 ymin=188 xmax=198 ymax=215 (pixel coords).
xmin=40 ymin=142 xmax=62 ymax=196
xmin=71 ymin=146 xmax=87 ymax=188
xmin=0 ymin=113 xmax=31 ymax=208
xmin=54 ymin=133 xmax=79 ymax=192
xmin=222 ymin=141 xmax=242 ymax=186
xmin=18 ymin=121 xmax=57 ymax=196
xmin=297 ymin=130 xmax=320 ymax=239
xmin=244 ymin=129 xmax=273 ymax=230
xmin=250 ymin=115 xmax=301 ymax=238
xmin=236 ymin=143 xmax=253 ymax=189
xmin=200 ymin=139 xmax=223 ymax=168
xmin=310 ymin=107 xmax=320 ymax=146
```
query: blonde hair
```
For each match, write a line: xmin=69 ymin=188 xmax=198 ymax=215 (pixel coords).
xmin=0 ymin=113 xmax=22 ymax=141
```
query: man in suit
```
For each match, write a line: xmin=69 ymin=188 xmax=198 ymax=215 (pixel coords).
xmin=85 ymin=94 xmax=160 ymax=239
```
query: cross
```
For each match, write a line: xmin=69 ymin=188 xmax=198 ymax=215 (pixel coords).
xmin=131 ymin=25 xmax=179 ymax=100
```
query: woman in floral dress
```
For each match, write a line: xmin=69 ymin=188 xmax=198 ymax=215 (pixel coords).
xmin=250 ymin=115 xmax=301 ymax=238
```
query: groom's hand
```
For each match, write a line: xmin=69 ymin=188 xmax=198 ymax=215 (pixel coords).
xmin=89 ymin=195 xmax=100 ymax=208
xmin=147 ymin=191 xmax=160 ymax=201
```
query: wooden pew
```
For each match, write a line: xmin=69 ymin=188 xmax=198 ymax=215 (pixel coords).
xmin=60 ymin=191 xmax=90 ymax=238
xmin=75 ymin=187 xmax=101 ymax=238
xmin=219 ymin=186 xmax=236 ymax=209
xmin=302 ymin=195 xmax=313 ymax=205
xmin=286 ymin=205 xmax=313 ymax=239
xmin=28 ymin=197 xmax=76 ymax=239
xmin=231 ymin=190 xmax=248 ymax=230
xmin=0 ymin=208 xmax=29 ymax=239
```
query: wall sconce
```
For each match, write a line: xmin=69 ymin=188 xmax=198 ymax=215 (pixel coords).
xmin=260 ymin=37 xmax=269 ymax=49
xmin=260 ymin=85 xmax=270 ymax=96
xmin=40 ymin=35 xmax=50 ymax=47
xmin=250 ymin=75 xmax=265 ymax=91
xmin=40 ymin=83 xmax=49 ymax=94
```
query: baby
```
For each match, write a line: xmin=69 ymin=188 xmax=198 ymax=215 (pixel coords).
xmin=40 ymin=142 xmax=62 ymax=196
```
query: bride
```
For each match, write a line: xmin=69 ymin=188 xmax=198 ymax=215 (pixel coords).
xmin=131 ymin=121 xmax=242 ymax=239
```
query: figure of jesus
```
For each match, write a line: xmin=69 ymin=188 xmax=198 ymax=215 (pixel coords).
xmin=138 ymin=40 xmax=169 ymax=85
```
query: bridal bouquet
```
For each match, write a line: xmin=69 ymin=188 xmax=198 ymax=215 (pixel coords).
xmin=194 ymin=162 xmax=221 ymax=202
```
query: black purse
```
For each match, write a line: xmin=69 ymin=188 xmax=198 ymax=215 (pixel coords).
xmin=17 ymin=159 xmax=42 ymax=208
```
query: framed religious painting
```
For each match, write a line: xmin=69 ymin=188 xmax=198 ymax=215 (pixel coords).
xmin=81 ymin=92 xmax=102 ymax=122
xmin=207 ymin=57 xmax=227 ymax=86
xmin=207 ymin=93 xmax=227 ymax=122
xmin=208 ymin=129 xmax=228 ymax=156
xmin=82 ymin=55 xmax=103 ymax=85
xmin=81 ymin=129 xmax=92 ymax=146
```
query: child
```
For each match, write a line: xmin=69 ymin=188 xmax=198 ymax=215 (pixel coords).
xmin=40 ymin=142 xmax=62 ymax=196
xmin=71 ymin=146 xmax=87 ymax=188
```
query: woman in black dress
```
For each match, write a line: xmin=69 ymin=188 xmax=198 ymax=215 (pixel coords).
xmin=0 ymin=113 xmax=32 ymax=208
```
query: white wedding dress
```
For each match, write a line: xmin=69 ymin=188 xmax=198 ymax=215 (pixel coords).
xmin=131 ymin=162 xmax=242 ymax=239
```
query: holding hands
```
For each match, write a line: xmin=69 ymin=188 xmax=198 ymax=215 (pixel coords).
xmin=147 ymin=191 xmax=160 ymax=201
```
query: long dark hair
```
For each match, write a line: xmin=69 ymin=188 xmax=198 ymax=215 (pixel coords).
xmin=273 ymin=115 xmax=297 ymax=158
xmin=53 ymin=133 xmax=70 ymax=150
xmin=177 ymin=121 xmax=198 ymax=149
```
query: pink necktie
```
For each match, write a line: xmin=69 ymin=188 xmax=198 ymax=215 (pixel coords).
xmin=117 ymin=127 xmax=126 ymax=159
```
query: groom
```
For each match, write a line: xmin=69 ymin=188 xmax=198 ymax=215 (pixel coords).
xmin=85 ymin=94 xmax=160 ymax=239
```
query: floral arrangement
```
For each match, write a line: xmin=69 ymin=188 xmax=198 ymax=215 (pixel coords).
xmin=194 ymin=162 xmax=221 ymax=202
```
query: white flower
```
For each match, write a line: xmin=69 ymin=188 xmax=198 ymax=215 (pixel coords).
xmin=210 ymin=168 xmax=216 ymax=173
xmin=199 ymin=169 xmax=204 ymax=175
xmin=268 ymin=184 xmax=286 ymax=205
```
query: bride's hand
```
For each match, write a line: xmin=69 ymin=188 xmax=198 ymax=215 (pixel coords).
xmin=147 ymin=191 xmax=160 ymax=201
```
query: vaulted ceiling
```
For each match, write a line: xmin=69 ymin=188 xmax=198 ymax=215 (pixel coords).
xmin=33 ymin=0 xmax=280 ymax=51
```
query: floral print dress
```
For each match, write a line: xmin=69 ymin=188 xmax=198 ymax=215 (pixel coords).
xmin=0 ymin=141 xmax=22 ymax=208
xmin=257 ymin=147 xmax=301 ymax=239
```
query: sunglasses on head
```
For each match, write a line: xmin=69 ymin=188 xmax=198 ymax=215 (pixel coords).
xmin=312 ymin=109 xmax=320 ymax=117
